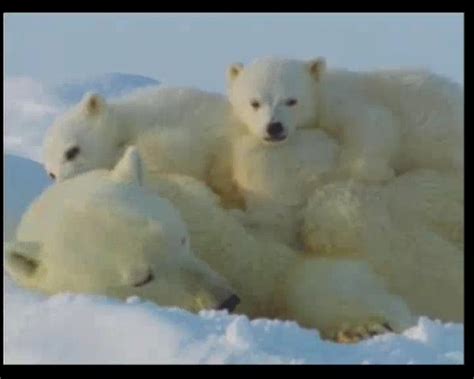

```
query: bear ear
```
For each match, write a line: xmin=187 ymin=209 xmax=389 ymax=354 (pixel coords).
xmin=82 ymin=92 xmax=106 ymax=116
xmin=5 ymin=240 xmax=42 ymax=281
xmin=308 ymin=58 xmax=327 ymax=81
xmin=227 ymin=62 xmax=244 ymax=82
xmin=110 ymin=145 xmax=144 ymax=186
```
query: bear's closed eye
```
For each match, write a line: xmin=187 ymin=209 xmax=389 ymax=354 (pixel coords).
xmin=285 ymin=98 xmax=298 ymax=106
xmin=250 ymin=100 xmax=260 ymax=110
xmin=65 ymin=146 xmax=81 ymax=161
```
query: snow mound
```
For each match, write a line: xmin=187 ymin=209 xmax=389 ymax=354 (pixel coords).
xmin=4 ymin=74 xmax=160 ymax=162
xmin=4 ymin=77 xmax=61 ymax=162
xmin=4 ymin=274 xmax=463 ymax=365
xmin=4 ymin=154 xmax=51 ymax=241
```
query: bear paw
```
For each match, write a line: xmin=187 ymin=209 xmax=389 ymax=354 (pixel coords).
xmin=332 ymin=320 xmax=393 ymax=344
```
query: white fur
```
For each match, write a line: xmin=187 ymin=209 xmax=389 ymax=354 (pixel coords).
xmin=232 ymin=128 xmax=339 ymax=246
xmin=228 ymin=56 xmax=463 ymax=182
xmin=227 ymin=57 xmax=463 ymax=324
xmin=7 ymin=147 xmax=236 ymax=312
xmin=6 ymin=147 xmax=414 ymax=342
xmin=42 ymin=86 xmax=242 ymax=206
xmin=302 ymin=169 xmax=464 ymax=322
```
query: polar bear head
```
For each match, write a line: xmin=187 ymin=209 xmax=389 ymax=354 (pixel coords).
xmin=226 ymin=56 xmax=326 ymax=143
xmin=6 ymin=146 xmax=239 ymax=313
xmin=43 ymin=92 xmax=126 ymax=183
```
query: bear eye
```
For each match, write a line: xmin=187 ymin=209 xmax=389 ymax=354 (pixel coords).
xmin=132 ymin=270 xmax=155 ymax=287
xmin=285 ymin=98 xmax=298 ymax=107
xmin=250 ymin=100 xmax=260 ymax=110
xmin=65 ymin=146 xmax=80 ymax=161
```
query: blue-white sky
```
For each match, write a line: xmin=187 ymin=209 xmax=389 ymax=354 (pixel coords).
xmin=5 ymin=13 xmax=464 ymax=92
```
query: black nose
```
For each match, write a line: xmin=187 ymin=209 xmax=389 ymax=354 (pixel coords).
xmin=217 ymin=294 xmax=241 ymax=313
xmin=48 ymin=172 xmax=56 ymax=180
xmin=266 ymin=122 xmax=284 ymax=137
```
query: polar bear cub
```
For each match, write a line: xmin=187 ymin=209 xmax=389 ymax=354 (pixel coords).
xmin=42 ymin=86 xmax=242 ymax=206
xmin=227 ymin=56 xmax=463 ymax=182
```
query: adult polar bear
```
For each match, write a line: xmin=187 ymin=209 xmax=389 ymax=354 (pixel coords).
xmin=42 ymin=86 xmax=243 ymax=207
xmin=302 ymin=171 xmax=464 ymax=323
xmin=6 ymin=147 xmax=239 ymax=314
xmin=227 ymin=56 xmax=463 ymax=182
xmin=7 ymin=147 xmax=414 ymax=343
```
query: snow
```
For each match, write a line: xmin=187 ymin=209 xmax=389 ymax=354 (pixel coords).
xmin=3 ymin=74 xmax=464 ymax=365
xmin=4 ymin=73 xmax=161 ymax=162
xmin=4 ymin=155 xmax=51 ymax=241
xmin=4 ymin=274 xmax=464 ymax=364
xmin=4 ymin=77 xmax=62 ymax=162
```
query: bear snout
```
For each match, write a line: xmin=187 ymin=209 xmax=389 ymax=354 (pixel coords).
xmin=216 ymin=293 xmax=241 ymax=313
xmin=265 ymin=122 xmax=287 ymax=142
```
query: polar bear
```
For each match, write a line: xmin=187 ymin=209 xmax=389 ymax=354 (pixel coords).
xmin=230 ymin=129 xmax=464 ymax=323
xmin=6 ymin=147 xmax=239 ymax=313
xmin=302 ymin=169 xmax=464 ymax=323
xmin=42 ymin=86 xmax=242 ymax=207
xmin=6 ymin=147 xmax=414 ymax=343
xmin=227 ymin=56 xmax=463 ymax=182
